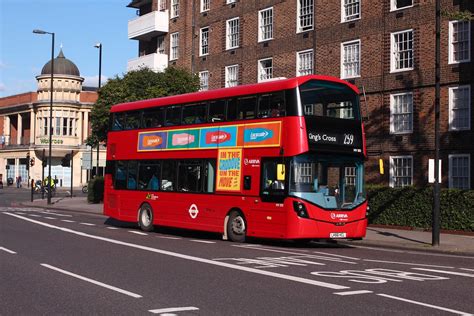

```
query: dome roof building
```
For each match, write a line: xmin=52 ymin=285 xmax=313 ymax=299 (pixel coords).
xmin=40 ymin=49 xmax=81 ymax=77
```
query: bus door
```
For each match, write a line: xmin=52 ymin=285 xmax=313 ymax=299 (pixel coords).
xmin=250 ymin=159 xmax=287 ymax=238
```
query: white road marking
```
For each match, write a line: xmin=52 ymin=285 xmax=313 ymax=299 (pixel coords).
xmin=29 ymin=214 xmax=41 ymax=217
xmin=234 ymin=245 xmax=357 ymax=264
xmin=44 ymin=217 xmax=57 ymax=220
xmin=364 ymin=259 xmax=454 ymax=268
xmin=377 ymin=293 xmax=472 ymax=315
xmin=334 ymin=290 xmax=373 ymax=296
xmin=149 ymin=307 xmax=199 ymax=314
xmin=351 ymin=245 xmax=474 ymax=259
xmin=61 ymin=220 xmax=76 ymax=223
xmin=40 ymin=264 xmax=142 ymax=298
xmin=412 ymin=268 xmax=474 ymax=278
xmin=38 ymin=211 xmax=72 ymax=217
xmin=5 ymin=213 xmax=349 ymax=290
xmin=190 ymin=240 xmax=216 ymax=244
xmin=156 ymin=236 xmax=182 ymax=240
xmin=16 ymin=212 xmax=26 ymax=215
xmin=128 ymin=231 xmax=148 ymax=236
xmin=0 ymin=247 xmax=17 ymax=254
xmin=80 ymin=223 xmax=96 ymax=226
xmin=312 ymin=251 xmax=361 ymax=261
xmin=106 ymin=227 xmax=119 ymax=230
xmin=460 ymin=268 xmax=474 ymax=272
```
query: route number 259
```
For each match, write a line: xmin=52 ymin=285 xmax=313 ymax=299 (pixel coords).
xmin=343 ymin=134 xmax=354 ymax=145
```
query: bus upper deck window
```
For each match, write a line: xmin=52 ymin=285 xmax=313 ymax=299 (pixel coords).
xmin=208 ymin=100 xmax=226 ymax=122
xmin=165 ymin=106 xmax=182 ymax=126
xmin=237 ymin=96 xmax=257 ymax=120
xmin=125 ymin=111 xmax=141 ymax=130
xmin=112 ymin=113 xmax=125 ymax=131
xmin=183 ymin=103 xmax=207 ymax=125
xmin=258 ymin=92 xmax=285 ymax=118
xmin=143 ymin=108 xmax=164 ymax=128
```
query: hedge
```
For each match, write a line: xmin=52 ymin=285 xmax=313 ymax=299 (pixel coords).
xmin=87 ymin=176 xmax=104 ymax=204
xmin=367 ymin=185 xmax=474 ymax=232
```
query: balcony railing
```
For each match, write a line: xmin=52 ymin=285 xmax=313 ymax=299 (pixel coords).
xmin=127 ymin=53 xmax=169 ymax=73
xmin=128 ymin=10 xmax=169 ymax=41
xmin=1 ymin=136 xmax=31 ymax=148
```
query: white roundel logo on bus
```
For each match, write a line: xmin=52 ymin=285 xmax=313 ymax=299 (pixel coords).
xmin=330 ymin=213 xmax=348 ymax=220
xmin=189 ymin=204 xmax=199 ymax=219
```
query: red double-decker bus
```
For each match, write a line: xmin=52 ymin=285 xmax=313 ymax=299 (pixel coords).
xmin=104 ymin=75 xmax=367 ymax=242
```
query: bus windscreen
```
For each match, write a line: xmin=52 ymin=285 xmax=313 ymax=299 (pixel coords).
xmin=300 ymin=81 xmax=359 ymax=120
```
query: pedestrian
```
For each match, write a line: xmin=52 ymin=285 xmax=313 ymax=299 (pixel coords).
xmin=16 ymin=175 xmax=22 ymax=188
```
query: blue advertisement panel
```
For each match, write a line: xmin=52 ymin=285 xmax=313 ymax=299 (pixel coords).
xmin=138 ymin=131 xmax=168 ymax=151
xmin=199 ymin=126 xmax=238 ymax=148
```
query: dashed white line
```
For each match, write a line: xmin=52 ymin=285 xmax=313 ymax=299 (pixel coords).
xmin=377 ymin=293 xmax=472 ymax=315
xmin=16 ymin=212 xmax=26 ymax=215
xmin=412 ymin=268 xmax=474 ymax=278
xmin=156 ymin=236 xmax=182 ymax=240
xmin=61 ymin=220 xmax=76 ymax=223
xmin=6 ymin=213 xmax=349 ymax=290
xmin=44 ymin=217 xmax=57 ymax=220
xmin=29 ymin=214 xmax=41 ymax=217
xmin=106 ymin=227 xmax=119 ymax=230
xmin=190 ymin=240 xmax=216 ymax=244
xmin=41 ymin=264 xmax=142 ymax=298
xmin=128 ymin=231 xmax=148 ymax=236
xmin=460 ymin=268 xmax=474 ymax=272
xmin=149 ymin=307 xmax=199 ymax=314
xmin=80 ymin=223 xmax=96 ymax=226
xmin=0 ymin=247 xmax=17 ymax=254
xmin=334 ymin=290 xmax=373 ymax=296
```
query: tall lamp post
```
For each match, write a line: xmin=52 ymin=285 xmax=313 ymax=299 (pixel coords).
xmin=33 ymin=29 xmax=54 ymax=205
xmin=94 ymin=43 xmax=102 ymax=177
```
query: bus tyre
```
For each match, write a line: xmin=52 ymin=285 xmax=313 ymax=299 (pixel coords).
xmin=138 ymin=204 xmax=154 ymax=232
xmin=227 ymin=211 xmax=246 ymax=243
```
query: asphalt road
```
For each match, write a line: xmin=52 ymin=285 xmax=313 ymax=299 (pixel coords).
xmin=1 ymin=206 xmax=473 ymax=315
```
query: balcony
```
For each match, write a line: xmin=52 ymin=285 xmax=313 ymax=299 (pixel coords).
xmin=128 ymin=10 xmax=169 ymax=41
xmin=127 ymin=53 xmax=169 ymax=73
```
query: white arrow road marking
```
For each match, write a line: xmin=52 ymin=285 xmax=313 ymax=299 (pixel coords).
xmin=0 ymin=247 xmax=17 ymax=254
xmin=41 ymin=264 xmax=142 ymax=298
xmin=377 ymin=294 xmax=472 ymax=315
xmin=5 ymin=213 xmax=349 ymax=290
xmin=149 ymin=307 xmax=199 ymax=314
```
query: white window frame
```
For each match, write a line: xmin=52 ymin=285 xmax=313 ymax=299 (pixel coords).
xmin=449 ymin=85 xmax=471 ymax=131
xmin=258 ymin=58 xmax=273 ymax=82
xmin=157 ymin=35 xmax=165 ymax=54
xmin=226 ymin=17 xmax=240 ymax=50
xmin=296 ymin=49 xmax=314 ymax=76
xmin=258 ymin=7 xmax=273 ymax=42
xmin=449 ymin=154 xmax=471 ymax=189
xmin=390 ymin=155 xmax=413 ymax=188
xmin=449 ymin=20 xmax=471 ymax=64
xmin=390 ymin=92 xmax=414 ymax=134
xmin=390 ymin=0 xmax=413 ymax=11
xmin=225 ymin=64 xmax=239 ymax=88
xmin=199 ymin=71 xmax=209 ymax=91
xmin=200 ymin=0 xmax=210 ymax=12
xmin=170 ymin=32 xmax=179 ymax=60
xmin=340 ymin=39 xmax=361 ymax=79
xmin=390 ymin=29 xmax=414 ymax=73
xmin=199 ymin=27 xmax=209 ymax=56
xmin=171 ymin=0 xmax=179 ymax=18
xmin=297 ymin=0 xmax=314 ymax=33
xmin=158 ymin=0 xmax=167 ymax=12
xmin=341 ymin=0 xmax=360 ymax=23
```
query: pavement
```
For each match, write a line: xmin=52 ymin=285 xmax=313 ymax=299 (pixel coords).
xmin=19 ymin=194 xmax=474 ymax=256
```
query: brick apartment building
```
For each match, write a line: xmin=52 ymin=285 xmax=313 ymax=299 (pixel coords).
xmin=126 ymin=0 xmax=473 ymax=189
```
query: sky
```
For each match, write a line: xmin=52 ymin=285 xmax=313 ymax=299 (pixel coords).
xmin=0 ymin=0 xmax=137 ymax=97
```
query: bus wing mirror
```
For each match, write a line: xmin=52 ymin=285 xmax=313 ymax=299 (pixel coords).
xmin=277 ymin=164 xmax=285 ymax=181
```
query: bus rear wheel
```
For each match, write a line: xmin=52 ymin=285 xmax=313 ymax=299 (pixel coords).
xmin=227 ymin=211 xmax=246 ymax=243
xmin=138 ymin=203 xmax=154 ymax=232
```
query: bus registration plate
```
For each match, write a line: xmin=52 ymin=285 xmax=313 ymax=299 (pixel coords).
xmin=330 ymin=232 xmax=347 ymax=238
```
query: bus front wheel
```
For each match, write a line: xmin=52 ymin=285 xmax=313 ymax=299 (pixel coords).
xmin=138 ymin=203 xmax=154 ymax=232
xmin=227 ymin=210 xmax=247 ymax=243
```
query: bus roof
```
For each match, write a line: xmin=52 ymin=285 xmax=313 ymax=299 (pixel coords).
xmin=110 ymin=75 xmax=359 ymax=113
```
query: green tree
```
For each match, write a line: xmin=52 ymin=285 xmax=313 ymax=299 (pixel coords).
xmin=89 ymin=67 xmax=200 ymax=143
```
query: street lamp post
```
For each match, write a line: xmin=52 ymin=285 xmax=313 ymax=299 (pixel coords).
xmin=94 ymin=43 xmax=102 ymax=177
xmin=33 ymin=29 xmax=54 ymax=205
